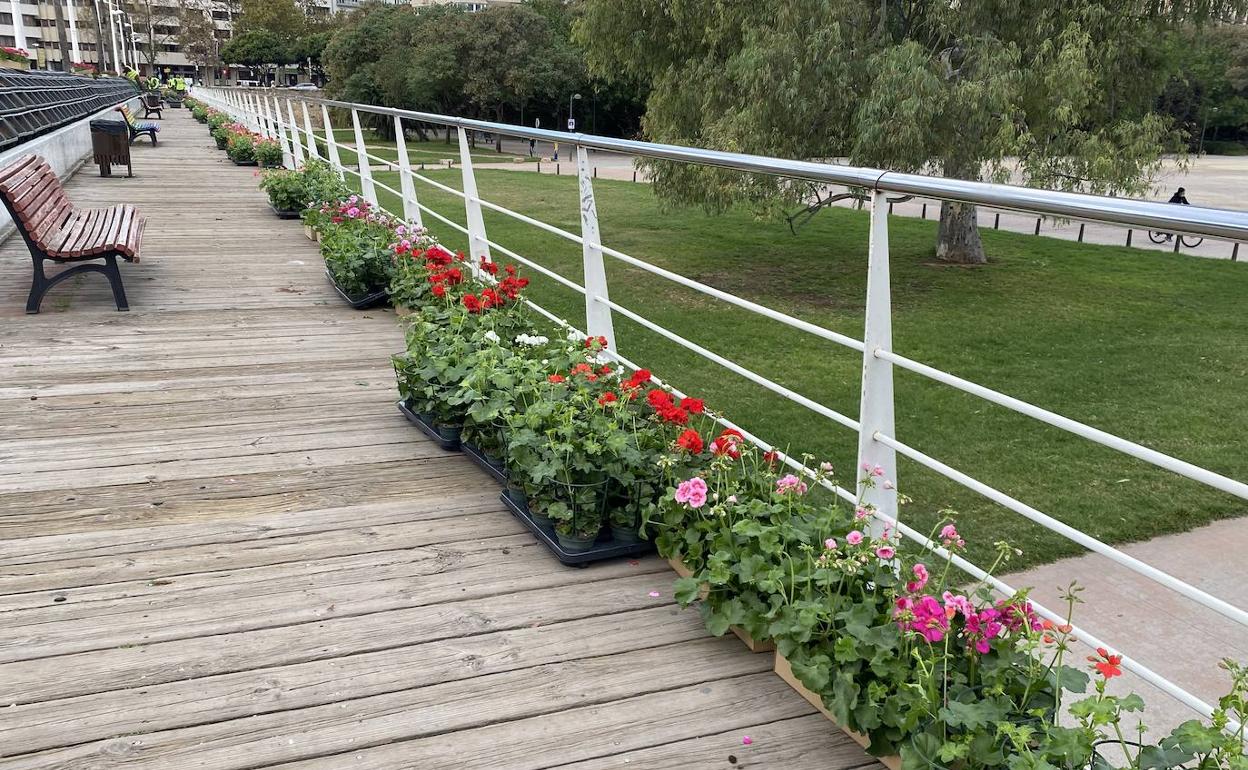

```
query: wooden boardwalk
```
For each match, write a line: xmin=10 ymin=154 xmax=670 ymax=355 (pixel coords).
xmin=0 ymin=112 xmax=880 ymax=769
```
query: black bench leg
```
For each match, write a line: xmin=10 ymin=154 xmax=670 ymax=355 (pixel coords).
xmin=104 ymin=255 xmax=129 ymax=311
xmin=25 ymin=256 xmax=130 ymax=314
xmin=26 ymin=255 xmax=49 ymax=314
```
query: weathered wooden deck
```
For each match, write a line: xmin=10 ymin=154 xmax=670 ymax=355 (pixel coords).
xmin=0 ymin=112 xmax=881 ymax=769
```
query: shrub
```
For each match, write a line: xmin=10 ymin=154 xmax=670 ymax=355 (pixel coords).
xmin=255 ymin=139 xmax=283 ymax=168
xmin=226 ymin=132 xmax=257 ymax=163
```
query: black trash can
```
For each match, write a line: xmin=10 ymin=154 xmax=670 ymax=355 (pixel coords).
xmin=90 ymin=119 xmax=131 ymax=178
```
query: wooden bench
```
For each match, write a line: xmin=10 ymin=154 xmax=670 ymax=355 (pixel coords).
xmin=117 ymin=105 xmax=159 ymax=145
xmin=140 ymin=91 xmax=163 ymax=120
xmin=0 ymin=154 xmax=145 ymax=313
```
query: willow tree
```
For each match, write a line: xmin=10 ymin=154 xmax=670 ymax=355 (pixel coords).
xmin=575 ymin=0 xmax=1244 ymax=263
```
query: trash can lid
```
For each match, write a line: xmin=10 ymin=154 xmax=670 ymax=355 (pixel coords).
xmin=89 ymin=120 xmax=128 ymax=134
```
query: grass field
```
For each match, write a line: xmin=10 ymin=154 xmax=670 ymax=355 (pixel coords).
xmin=328 ymin=128 xmax=537 ymax=166
xmin=344 ymin=164 xmax=1247 ymax=572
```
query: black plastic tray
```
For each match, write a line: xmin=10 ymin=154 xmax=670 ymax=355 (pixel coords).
xmin=326 ymin=269 xmax=389 ymax=310
xmin=461 ymin=441 xmax=509 ymax=485
xmin=270 ymin=204 xmax=301 ymax=220
xmin=395 ymin=399 xmax=459 ymax=450
xmin=498 ymin=491 xmax=655 ymax=567
xmin=231 ymin=158 xmax=257 ymax=166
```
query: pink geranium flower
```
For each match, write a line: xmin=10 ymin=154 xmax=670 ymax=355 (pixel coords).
xmin=846 ymin=530 xmax=863 ymax=546
xmin=674 ymin=477 xmax=708 ymax=509
xmin=775 ymin=474 xmax=808 ymax=496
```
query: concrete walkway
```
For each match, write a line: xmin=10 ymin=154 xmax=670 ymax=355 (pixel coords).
xmin=1002 ymin=517 xmax=1248 ymax=741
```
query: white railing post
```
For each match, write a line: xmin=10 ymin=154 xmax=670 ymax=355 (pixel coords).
xmin=262 ymin=95 xmax=277 ymax=140
xmin=458 ymin=126 xmax=492 ymax=270
xmin=273 ymin=97 xmax=294 ymax=169
xmin=392 ymin=115 xmax=422 ymax=227
xmin=855 ymin=189 xmax=898 ymax=538
xmin=350 ymin=108 xmax=377 ymax=206
xmin=576 ymin=144 xmax=616 ymax=349
xmin=302 ymin=101 xmax=320 ymax=161
xmin=248 ymin=93 xmax=263 ymax=134
xmin=286 ymin=100 xmax=305 ymax=167
xmin=321 ymin=103 xmax=344 ymax=180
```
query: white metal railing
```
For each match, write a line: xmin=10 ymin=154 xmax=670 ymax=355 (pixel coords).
xmin=195 ymin=86 xmax=1248 ymax=730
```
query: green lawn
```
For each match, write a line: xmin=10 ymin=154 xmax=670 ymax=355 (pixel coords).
xmin=347 ymin=166 xmax=1248 ymax=572
xmin=329 ymin=128 xmax=537 ymax=167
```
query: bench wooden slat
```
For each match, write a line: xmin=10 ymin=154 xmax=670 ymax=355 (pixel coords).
xmin=51 ymin=209 xmax=92 ymax=254
xmin=0 ymin=155 xmax=43 ymax=191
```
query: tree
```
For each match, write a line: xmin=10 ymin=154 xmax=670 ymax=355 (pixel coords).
xmin=576 ymin=0 xmax=1246 ymax=264
xmin=177 ymin=1 xmax=221 ymax=83
xmin=221 ymin=28 xmax=292 ymax=82
xmin=461 ymin=5 xmax=581 ymax=150
xmin=235 ymin=0 xmax=306 ymax=43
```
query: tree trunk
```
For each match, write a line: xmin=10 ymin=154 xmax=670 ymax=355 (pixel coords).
xmin=412 ymin=123 xmax=428 ymax=142
xmin=936 ymin=200 xmax=986 ymax=264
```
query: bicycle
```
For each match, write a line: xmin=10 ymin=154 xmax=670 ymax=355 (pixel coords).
xmin=1148 ymin=231 xmax=1204 ymax=248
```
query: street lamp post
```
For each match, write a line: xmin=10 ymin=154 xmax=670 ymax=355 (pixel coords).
xmin=567 ymin=92 xmax=582 ymax=130
xmin=107 ymin=5 xmax=124 ymax=74
xmin=1198 ymin=107 xmax=1219 ymax=157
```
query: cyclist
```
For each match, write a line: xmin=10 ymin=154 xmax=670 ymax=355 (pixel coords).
xmin=1157 ymin=188 xmax=1190 ymax=242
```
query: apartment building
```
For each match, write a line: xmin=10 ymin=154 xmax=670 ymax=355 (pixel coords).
xmin=2 ymin=0 xmax=521 ymax=80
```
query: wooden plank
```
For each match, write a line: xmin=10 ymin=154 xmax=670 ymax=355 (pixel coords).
xmin=555 ymin=714 xmax=885 ymax=770
xmin=0 ymin=589 xmax=690 ymax=754
xmin=0 ymin=568 xmax=673 ymax=705
xmin=3 ymin=642 xmax=778 ymax=770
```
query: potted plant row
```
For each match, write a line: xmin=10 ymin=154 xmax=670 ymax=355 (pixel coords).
xmin=302 ymin=195 xmax=407 ymax=309
xmin=380 ymin=236 xmax=1248 ymax=768
xmin=259 ymin=160 xmax=347 ymax=220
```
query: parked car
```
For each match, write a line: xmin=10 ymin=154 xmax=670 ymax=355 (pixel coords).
xmin=289 ymin=83 xmax=320 ymax=91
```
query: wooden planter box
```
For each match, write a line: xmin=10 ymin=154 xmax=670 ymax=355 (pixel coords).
xmin=395 ymin=304 xmax=413 ymax=318
xmin=667 ymin=556 xmax=774 ymax=653
xmin=0 ymin=59 xmax=31 ymax=71
xmin=774 ymin=653 xmax=901 ymax=770
xmin=304 ymin=225 xmax=316 ymax=241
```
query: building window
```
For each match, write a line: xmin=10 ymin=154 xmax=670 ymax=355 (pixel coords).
xmin=0 ymin=36 xmax=15 ymax=48
xmin=0 ymin=12 xmax=12 ymax=24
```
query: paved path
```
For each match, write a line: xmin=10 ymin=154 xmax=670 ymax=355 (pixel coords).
xmin=0 ymin=112 xmax=880 ymax=769
xmin=1003 ymin=517 xmax=1248 ymax=741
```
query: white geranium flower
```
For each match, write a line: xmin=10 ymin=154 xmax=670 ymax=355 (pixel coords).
xmin=484 ymin=330 xmax=500 ymax=343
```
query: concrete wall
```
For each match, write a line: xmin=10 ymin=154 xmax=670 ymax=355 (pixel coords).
xmin=0 ymin=95 xmax=140 ymax=244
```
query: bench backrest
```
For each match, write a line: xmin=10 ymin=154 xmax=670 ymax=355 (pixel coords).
xmin=0 ymin=155 xmax=74 ymax=252
xmin=117 ymin=105 xmax=138 ymax=126
xmin=141 ymin=93 xmax=161 ymax=108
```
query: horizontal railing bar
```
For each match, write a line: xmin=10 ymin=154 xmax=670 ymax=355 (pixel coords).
xmin=596 ymin=242 xmax=866 ymax=353
xmin=279 ymin=94 xmax=1248 ymax=242
xmin=873 ymin=431 xmax=1248 ymax=627
xmin=875 ymin=348 xmax=1248 ymax=501
xmin=593 ymin=293 xmax=860 ymax=432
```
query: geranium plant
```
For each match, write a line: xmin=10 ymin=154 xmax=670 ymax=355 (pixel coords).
xmin=255 ymin=139 xmax=283 ymax=168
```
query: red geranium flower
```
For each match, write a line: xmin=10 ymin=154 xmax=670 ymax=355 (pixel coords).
xmin=462 ymin=294 xmax=481 ymax=313
xmin=762 ymin=450 xmax=779 ymax=465
xmin=680 ymin=397 xmax=704 ymax=414
xmin=1088 ymin=647 xmax=1123 ymax=679
xmin=597 ymin=392 xmax=618 ymax=406
xmin=676 ymin=429 xmax=703 ymax=454
xmin=431 ymin=284 xmax=446 ymax=298
xmin=710 ymin=429 xmax=744 ymax=459
xmin=480 ymin=258 xmax=499 ymax=275
xmin=647 ymin=389 xmax=673 ymax=409
xmin=548 ymin=374 xmax=565 ymax=383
